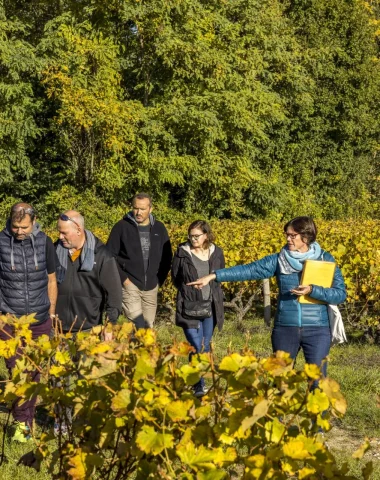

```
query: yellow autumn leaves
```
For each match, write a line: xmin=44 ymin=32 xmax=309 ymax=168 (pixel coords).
xmin=0 ymin=316 xmax=371 ymax=479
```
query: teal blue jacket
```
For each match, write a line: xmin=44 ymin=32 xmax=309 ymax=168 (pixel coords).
xmin=215 ymin=250 xmax=346 ymax=327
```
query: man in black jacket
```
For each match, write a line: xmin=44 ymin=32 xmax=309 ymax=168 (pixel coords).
xmin=55 ymin=210 xmax=122 ymax=335
xmin=107 ymin=193 xmax=172 ymax=329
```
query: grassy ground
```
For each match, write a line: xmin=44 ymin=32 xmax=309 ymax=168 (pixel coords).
xmin=0 ymin=313 xmax=379 ymax=478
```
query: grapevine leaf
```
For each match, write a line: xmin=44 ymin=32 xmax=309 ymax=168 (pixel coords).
xmin=196 ymin=471 xmax=227 ymax=480
xmin=111 ymin=389 xmax=131 ymax=413
xmin=283 ymin=439 xmax=310 ymax=460
xmin=136 ymin=425 xmax=174 ymax=455
xmin=166 ymin=399 xmax=193 ymax=421
xmin=265 ymin=418 xmax=286 ymax=443
xmin=304 ymin=364 xmax=321 ymax=380
xmin=176 ymin=442 xmax=216 ymax=469
xmin=307 ymin=389 xmax=329 ymax=414
xmin=352 ymin=439 xmax=370 ymax=459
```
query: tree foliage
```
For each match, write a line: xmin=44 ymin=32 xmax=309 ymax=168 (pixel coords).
xmin=0 ymin=0 xmax=380 ymax=219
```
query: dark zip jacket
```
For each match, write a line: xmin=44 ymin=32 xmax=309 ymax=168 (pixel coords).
xmin=171 ymin=242 xmax=225 ymax=330
xmin=55 ymin=236 xmax=122 ymax=332
xmin=107 ymin=213 xmax=172 ymax=290
xmin=0 ymin=222 xmax=50 ymax=324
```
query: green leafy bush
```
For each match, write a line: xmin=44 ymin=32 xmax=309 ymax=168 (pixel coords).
xmin=0 ymin=315 xmax=372 ymax=479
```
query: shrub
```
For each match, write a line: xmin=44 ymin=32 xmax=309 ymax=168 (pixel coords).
xmin=56 ymin=219 xmax=380 ymax=330
xmin=0 ymin=315 xmax=372 ymax=479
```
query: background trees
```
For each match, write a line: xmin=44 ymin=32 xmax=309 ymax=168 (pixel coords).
xmin=1 ymin=0 xmax=380 ymax=224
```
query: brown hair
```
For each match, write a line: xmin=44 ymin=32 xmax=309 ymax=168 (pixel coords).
xmin=131 ymin=192 xmax=152 ymax=207
xmin=188 ymin=220 xmax=215 ymax=249
xmin=10 ymin=203 xmax=36 ymax=223
xmin=284 ymin=216 xmax=317 ymax=245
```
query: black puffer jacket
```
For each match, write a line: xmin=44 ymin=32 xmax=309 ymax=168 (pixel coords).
xmin=171 ymin=243 xmax=225 ymax=330
xmin=0 ymin=222 xmax=50 ymax=324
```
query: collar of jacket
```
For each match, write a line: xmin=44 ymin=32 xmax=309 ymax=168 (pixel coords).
xmin=56 ymin=234 xmax=102 ymax=254
xmin=177 ymin=241 xmax=215 ymax=258
xmin=123 ymin=212 xmax=155 ymax=227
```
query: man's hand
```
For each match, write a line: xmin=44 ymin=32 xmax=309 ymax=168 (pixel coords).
xmin=187 ymin=273 xmax=216 ymax=290
xmin=291 ymin=285 xmax=312 ymax=296
xmin=123 ymin=278 xmax=131 ymax=287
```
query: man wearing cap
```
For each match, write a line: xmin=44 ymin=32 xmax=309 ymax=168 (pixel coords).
xmin=0 ymin=202 xmax=58 ymax=442
xmin=107 ymin=192 xmax=172 ymax=329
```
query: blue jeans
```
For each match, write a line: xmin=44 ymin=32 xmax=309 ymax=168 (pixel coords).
xmin=183 ymin=316 xmax=215 ymax=388
xmin=271 ymin=326 xmax=331 ymax=384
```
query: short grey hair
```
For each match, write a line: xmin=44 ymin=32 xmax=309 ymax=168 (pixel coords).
xmin=63 ymin=211 xmax=85 ymax=229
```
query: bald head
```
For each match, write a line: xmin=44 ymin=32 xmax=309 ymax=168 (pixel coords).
xmin=58 ymin=210 xmax=86 ymax=251
xmin=62 ymin=210 xmax=85 ymax=229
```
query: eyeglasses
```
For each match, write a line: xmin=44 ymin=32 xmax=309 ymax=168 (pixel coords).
xmin=59 ymin=213 xmax=81 ymax=229
xmin=284 ymin=232 xmax=300 ymax=240
xmin=188 ymin=233 xmax=205 ymax=240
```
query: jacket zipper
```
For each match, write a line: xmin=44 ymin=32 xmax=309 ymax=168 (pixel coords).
xmin=298 ymin=272 xmax=301 ymax=327
xmin=136 ymin=223 xmax=149 ymax=291
xmin=68 ymin=258 xmax=75 ymax=325
xmin=22 ymin=242 xmax=30 ymax=315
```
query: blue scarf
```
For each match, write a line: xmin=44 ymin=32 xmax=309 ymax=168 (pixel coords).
xmin=56 ymin=230 xmax=96 ymax=284
xmin=278 ymin=241 xmax=322 ymax=274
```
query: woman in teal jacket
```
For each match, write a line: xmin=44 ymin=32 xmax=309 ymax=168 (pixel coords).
xmin=188 ymin=217 xmax=346 ymax=377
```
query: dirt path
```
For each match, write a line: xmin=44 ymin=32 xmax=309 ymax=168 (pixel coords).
xmin=326 ymin=426 xmax=380 ymax=461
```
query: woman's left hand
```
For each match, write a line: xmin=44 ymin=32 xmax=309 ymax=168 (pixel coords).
xmin=291 ymin=285 xmax=312 ymax=296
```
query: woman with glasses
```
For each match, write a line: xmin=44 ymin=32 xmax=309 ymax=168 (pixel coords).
xmin=172 ymin=220 xmax=225 ymax=397
xmin=188 ymin=217 xmax=346 ymax=381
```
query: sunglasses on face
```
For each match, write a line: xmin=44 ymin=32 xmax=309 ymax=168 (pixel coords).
xmin=59 ymin=213 xmax=81 ymax=229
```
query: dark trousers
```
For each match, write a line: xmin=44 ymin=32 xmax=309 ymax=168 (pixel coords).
xmin=183 ymin=316 xmax=215 ymax=388
xmin=271 ymin=326 xmax=331 ymax=387
xmin=0 ymin=317 xmax=52 ymax=427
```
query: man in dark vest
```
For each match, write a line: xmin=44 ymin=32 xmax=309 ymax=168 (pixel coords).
xmin=0 ymin=202 xmax=58 ymax=442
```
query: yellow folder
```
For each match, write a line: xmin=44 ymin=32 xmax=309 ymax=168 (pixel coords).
xmin=299 ymin=259 xmax=336 ymax=304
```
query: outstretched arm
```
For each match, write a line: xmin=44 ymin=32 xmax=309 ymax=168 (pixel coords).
xmin=187 ymin=254 xmax=279 ymax=289
xmin=187 ymin=273 xmax=216 ymax=289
